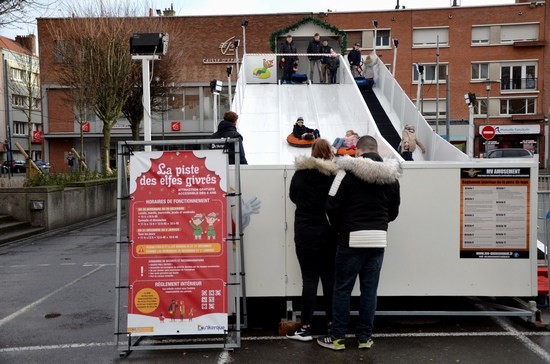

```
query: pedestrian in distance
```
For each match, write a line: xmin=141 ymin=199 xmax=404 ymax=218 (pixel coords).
xmin=307 ymin=33 xmax=323 ymax=83
xmin=317 ymin=135 xmax=401 ymax=351
xmin=287 ymin=139 xmax=339 ymax=342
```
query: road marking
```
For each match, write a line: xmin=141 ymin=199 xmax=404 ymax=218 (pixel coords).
xmin=494 ymin=316 xmax=550 ymax=362
xmin=0 ymin=342 xmax=114 ymax=352
xmin=0 ymin=265 xmax=106 ymax=328
xmin=2 ymin=330 xmax=550 ymax=354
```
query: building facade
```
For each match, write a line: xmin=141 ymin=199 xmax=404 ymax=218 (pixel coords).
xmin=37 ymin=1 xmax=548 ymax=169
xmin=0 ymin=35 xmax=42 ymax=166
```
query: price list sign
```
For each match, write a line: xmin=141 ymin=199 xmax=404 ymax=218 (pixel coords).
xmin=460 ymin=168 xmax=530 ymax=259
xmin=127 ymin=150 xmax=229 ymax=336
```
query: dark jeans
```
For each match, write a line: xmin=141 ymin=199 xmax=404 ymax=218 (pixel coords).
xmin=331 ymin=245 xmax=384 ymax=341
xmin=295 ymin=244 xmax=336 ymax=325
xmin=401 ymin=151 xmax=413 ymax=161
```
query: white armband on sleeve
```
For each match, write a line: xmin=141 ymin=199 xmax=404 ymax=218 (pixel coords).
xmin=328 ymin=170 xmax=346 ymax=197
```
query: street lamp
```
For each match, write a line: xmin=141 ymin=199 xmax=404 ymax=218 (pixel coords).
xmin=226 ymin=65 xmax=233 ymax=107
xmin=485 ymin=79 xmax=491 ymax=124
xmin=241 ymin=18 xmax=248 ymax=55
xmin=392 ymin=37 xmax=399 ymax=76
xmin=234 ymin=39 xmax=241 ymax=74
xmin=372 ymin=20 xmax=378 ymax=54
xmin=464 ymin=92 xmax=477 ymax=158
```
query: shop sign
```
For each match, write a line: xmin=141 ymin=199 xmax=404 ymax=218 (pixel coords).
xmin=479 ymin=125 xmax=540 ymax=135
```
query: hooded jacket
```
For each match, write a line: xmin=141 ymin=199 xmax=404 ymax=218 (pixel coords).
xmin=290 ymin=156 xmax=339 ymax=249
xmin=211 ymin=119 xmax=248 ymax=165
xmin=327 ymin=153 xmax=401 ymax=248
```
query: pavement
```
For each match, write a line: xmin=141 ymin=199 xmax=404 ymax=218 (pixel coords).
xmin=2 ymin=214 xmax=550 ymax=363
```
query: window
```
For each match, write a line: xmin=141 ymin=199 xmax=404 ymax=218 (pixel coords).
xmin=346 ymin=31 xmax=362 ymax=48
xmin=499 ymin=98 xmax=536 ymax=115
xmin=471 ymin=63 xmax=489 ymax=80
xmin=473 ymin=99 xmax=488 ymax=116
xmin=500 ymin=23 xmax=538 ymax=43
xmin=413 ymin=64 xmax=447 ymax=83
xmin=376 ymin=29 xmax=391 ymax=47
xmin=54 ymin=40 xmax=70 ymax=63
xmin=12 ymin=95 xmax=26 ymax=107
xmin=13 ymin=121 xmax=27 ymax=135
xmin=500 ymin=63 xmax=537 ymax=91
xmin=412 ymin=27 xmax=449 ymax=47
xmin=472 ymin=26 xmax=490 ymax=44
xmin=419 ymin=100 xmax=446 ymax=120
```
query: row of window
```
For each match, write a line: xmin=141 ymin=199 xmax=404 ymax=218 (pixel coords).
xmin=347 ymin=22 xmax=539 ymax=49
xmin=12 ymin=121 xmax=42 ymax=135
xmin=10 ymin=68 xmax=39 ymax=83
xmin=12 ymin=95 xmax=40 ymax=108
xmin=411 ymin=62 xmax=537 ymax=91
xmin=419 ymin=97 xmax=536 ymax=119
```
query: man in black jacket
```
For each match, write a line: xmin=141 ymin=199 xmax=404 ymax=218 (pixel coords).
xmin=211 ymin=111 xmax=248 ymax=165
xmin=307 ymin=33 xmax=323 ymax=83
xmin=278 ymin=34 xmax=297 ymax=84
xmin=348 ymin=42 xmax=362 ymax=77
xmin=317 ymin=135 xmax=401 ymax=351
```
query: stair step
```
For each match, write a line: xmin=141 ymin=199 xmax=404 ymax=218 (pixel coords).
xmin=0 ymin=215 xmax=13 ymax=224
xmin=0 ymin=226 xmax=46 ymax=245
xmin=0 ymin=220 xmax=33 ymax=234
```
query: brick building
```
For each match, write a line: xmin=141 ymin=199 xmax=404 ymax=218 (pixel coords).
xmin=37 ymin=1 xmax=549 ymax=170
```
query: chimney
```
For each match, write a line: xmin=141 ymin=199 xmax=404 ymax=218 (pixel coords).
xmin=15 ymin=34 xmax=37 ymax=55
xmin=149 ymin=8 xmax=154 ymax=17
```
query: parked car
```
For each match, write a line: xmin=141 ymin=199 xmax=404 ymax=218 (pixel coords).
xmin=485 ymin=148 xmax=533 ymax=158
xmin=34 ymin=161 xmax=51 ymax=172
xmin=2 ymin=160 xmax=26 ymax=173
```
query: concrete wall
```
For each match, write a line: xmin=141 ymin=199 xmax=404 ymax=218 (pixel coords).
xmin=0 ymin=179 xmax=116 ymax=229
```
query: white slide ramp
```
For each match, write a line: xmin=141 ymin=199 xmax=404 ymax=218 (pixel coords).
xmin=238 ymin=83 xmax=395 ymax=165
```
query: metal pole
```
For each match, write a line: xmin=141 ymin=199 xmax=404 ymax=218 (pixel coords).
xmin=235 ymin=45 xmax=240 ymax=75
xmin=468 ymin=104 xmax=474 ymax=158
xmin=392 ymin=38 xmax=398 ymax=77
xmin=435 ymin=35 xmax=440 ymax=134
xmin=415 ymin=64 xmax=422 ymax=110
xmin=142 ymin=58 xmax=152 ymax=152
xmin=446 ymin=71 xmax=450 ymax=141
xmin=228 ymin=76 xmax=232 ymax=108
xmin=213 ymin=94 xmax=218 ymax=132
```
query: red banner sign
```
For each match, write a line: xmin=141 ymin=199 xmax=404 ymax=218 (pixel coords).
xmin=32 ymin=130 xmax=42 ymax=143
xmin=171 ymin=121 xmax=181 ymax=131
xmin=127 ymin=150 xmax=228 ymax=336
xmin=82 ymin=121 xmax=90 ymax=132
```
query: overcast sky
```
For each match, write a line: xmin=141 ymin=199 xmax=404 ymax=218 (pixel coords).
xmin=0 ymin=0 xmax=516 ymax=40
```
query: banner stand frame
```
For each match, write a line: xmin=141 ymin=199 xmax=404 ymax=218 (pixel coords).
xmin=114 ymin=139 xmax=245 ymax=358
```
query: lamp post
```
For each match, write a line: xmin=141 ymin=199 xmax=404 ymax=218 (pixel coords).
xmin=234 ymin=39 xmax=240 ymax=74
xmin=372 ymin=20 xmax=378 ymax=54
xmin=392 ymin=37 xmax=398 ymax=76
xmin=485 ymin=79 xmax=491 ymax=124
xmin=464 ymin=92 xmax=477 ymax=158
xmin=227 ymin=65 xmax=233 ymax=107
xmin=241 ymin=18 xmax=248 ymax=55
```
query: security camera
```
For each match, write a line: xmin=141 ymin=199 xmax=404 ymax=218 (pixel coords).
xmin=233 ymin=39 xmax=240 ymax=48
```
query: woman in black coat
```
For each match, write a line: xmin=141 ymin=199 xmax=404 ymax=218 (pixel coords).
xmin=286 ymin=139 xmax=338 ymax=342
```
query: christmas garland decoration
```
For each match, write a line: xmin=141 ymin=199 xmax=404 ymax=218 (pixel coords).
xmin=269 ymin=16 xmax=348 ymax=54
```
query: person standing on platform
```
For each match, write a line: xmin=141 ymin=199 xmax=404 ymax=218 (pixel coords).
xmin=279 ymin=34 xmax=298 ymax=84
xmin=320 ymin=40 xmax=332 ymax=84
xmin=307 ymin=33 xmax=323 ymax=83
xmin=317 ymin=135 xmax=401 ymax=351
xmin=348 ymin=43 xmax=362 ymax=77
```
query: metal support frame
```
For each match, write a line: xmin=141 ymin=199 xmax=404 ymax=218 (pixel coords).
xmin=114 ymin=138 xmax=246 ymax=357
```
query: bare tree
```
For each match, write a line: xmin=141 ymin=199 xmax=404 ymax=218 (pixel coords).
xmin=48 ymin=1 xmax=185 ymax=172
xmin=0 ymin=0 xmax=53 ymax=27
